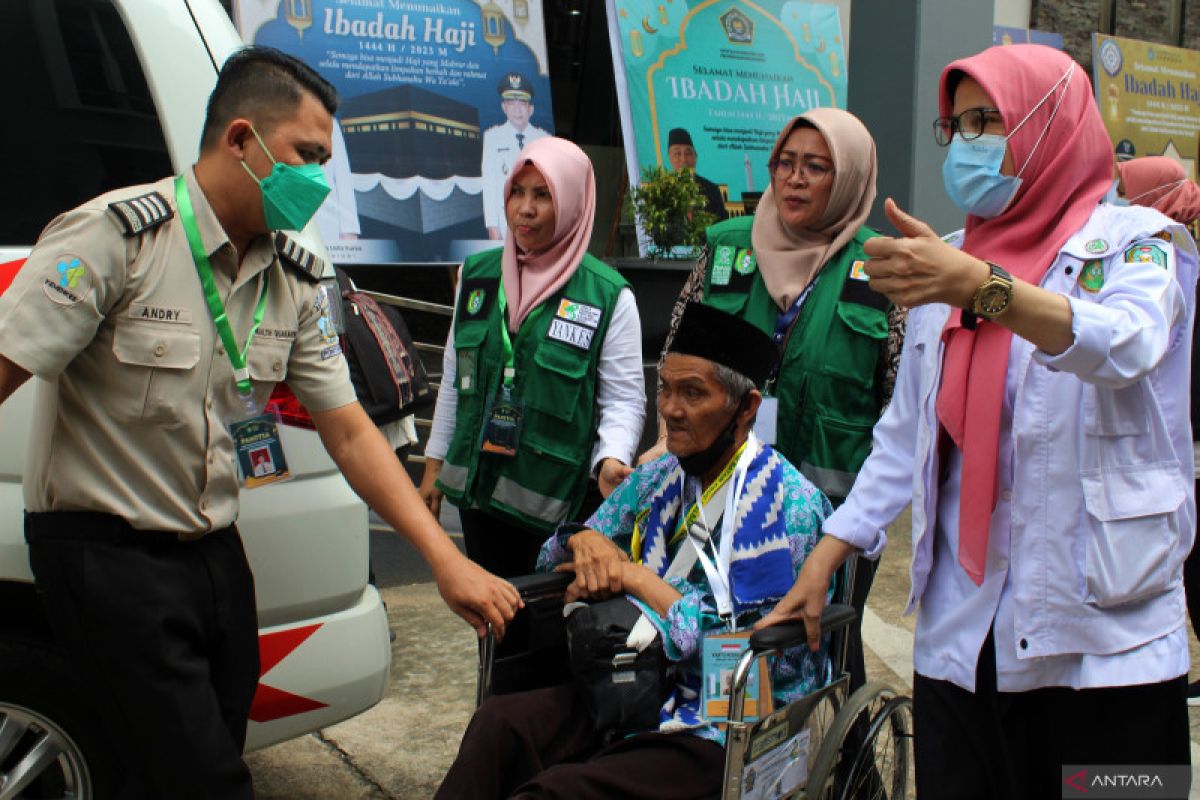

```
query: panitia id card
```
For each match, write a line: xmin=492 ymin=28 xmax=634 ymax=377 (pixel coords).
xmin=230 ymin=412 xmax=292 ymax=488
xmin=480 ymin=384 xmax=523 ymax=456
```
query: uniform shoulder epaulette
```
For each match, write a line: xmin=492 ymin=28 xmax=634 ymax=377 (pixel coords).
xmin=107 ymin=191 xmax=173 ymax=237
xmin=273 ymin=232 xmax=324 ymax=283
xmin=1155 ymin=230 xmax=1172 ymax=241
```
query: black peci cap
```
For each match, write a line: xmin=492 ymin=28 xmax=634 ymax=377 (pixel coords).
xmin=667 ymin=302 xmax=778 ymax=389
xmin=668 ymin=128 xmax=694 ymax=147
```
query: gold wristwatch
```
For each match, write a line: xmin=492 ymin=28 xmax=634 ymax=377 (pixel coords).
xmin=970 ymin=262 xmax=1014 ymax=319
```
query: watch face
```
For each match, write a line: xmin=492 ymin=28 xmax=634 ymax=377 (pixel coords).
xmin=980 ymin=283 xmax=1010 ymax=314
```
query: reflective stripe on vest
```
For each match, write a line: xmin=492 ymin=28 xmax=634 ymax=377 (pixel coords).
xmin=799 ymin=461 xmax=857 ymax=500
xmin=439 ymin=462 xmax=469 ymax=493
xmin=493 ymin=476 xmax=571 ymax=524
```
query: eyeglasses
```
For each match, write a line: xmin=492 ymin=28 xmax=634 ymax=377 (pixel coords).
xmin=932 ymin=107 xmax=1003 ymax=146
xmin=769 ymin=157 xmax=835 ymax=183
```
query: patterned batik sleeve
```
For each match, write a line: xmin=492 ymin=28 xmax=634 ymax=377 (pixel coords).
xmin=536 ymin=458 xmax=674 ymax=571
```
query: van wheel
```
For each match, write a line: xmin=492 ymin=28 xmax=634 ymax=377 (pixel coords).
xmin=0 ymin=640 xmax=117 ymax=800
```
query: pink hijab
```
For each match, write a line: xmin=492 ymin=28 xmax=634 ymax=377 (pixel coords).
xmin=1117 ymin=156 xmax=1200 ymax=224
xmin=935 ymin=45 xmax=1113 ymax=586
xmin=500 ymin=137 xmax=596 ymax=331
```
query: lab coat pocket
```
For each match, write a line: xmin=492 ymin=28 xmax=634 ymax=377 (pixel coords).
xmin=111 ymin=323 xmax=201 ymax=428
xmin=1080 ymin=464 xmax=1184 ymax=608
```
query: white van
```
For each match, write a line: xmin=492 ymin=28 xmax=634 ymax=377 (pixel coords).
xmin=0 ymin=1 xmax=391 ymax=796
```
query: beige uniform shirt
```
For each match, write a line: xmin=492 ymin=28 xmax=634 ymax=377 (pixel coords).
xmin=0 ymin=170 xmax=357 ymax=534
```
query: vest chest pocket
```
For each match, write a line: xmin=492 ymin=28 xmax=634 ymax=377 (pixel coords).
xmin=454 ymin=323 xmax=488 ymax=397
xmin=822 ymin=302 xmax=886 ymax=388
xmin=110 ymin=323 xmax=201 ymax=428
xmin=525 ymin=342 xmax=589 ymax=422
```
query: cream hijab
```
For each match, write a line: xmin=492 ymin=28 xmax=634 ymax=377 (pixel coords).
xmin=750 ymin=108 xmax=878 ymax=309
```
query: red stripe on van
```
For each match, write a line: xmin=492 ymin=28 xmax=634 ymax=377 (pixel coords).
xmin=0 ymin=259 xmax=25 ymax=295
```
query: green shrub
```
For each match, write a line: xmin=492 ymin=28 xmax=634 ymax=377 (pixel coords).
xmin=627 ymin=166 xmax=716 ymax=259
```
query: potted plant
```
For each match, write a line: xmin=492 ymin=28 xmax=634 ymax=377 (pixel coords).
xmin=627 ymin=166 xmax=717 ymax=259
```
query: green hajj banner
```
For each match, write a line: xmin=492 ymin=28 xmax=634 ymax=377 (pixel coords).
xmin=607 ymin=0 xmax=847 ymax=219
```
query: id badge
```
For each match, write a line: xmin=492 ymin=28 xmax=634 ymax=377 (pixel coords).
xmin=701 ymin=631 xmax=772 ymax=724
xmin=230 ymin=413 xmax=292 ymax=488
xmin=753 ymin=396 xmax=779 ymax=446
xmin=480 ymin=384 xmax=523 ymax=456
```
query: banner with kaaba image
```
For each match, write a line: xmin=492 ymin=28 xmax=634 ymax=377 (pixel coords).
xmin=234 ymin=1 xmax=554 ymax=265
xmin=606 ymin=0 xmax=845 ymax=227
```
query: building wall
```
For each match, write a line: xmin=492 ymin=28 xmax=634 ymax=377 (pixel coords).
xmin=1030 ymin=0 xmax=1200 ymax=71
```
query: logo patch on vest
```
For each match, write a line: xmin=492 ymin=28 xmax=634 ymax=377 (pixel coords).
xmin=1079 ymin=259 xmax=1105 ymax=292
xmin=734 ymin=248 xmax=757 ymax=275
xmin=129 ymin=304 xmax=192 ymax=324
xmin=849 ymin=260 xmax=869 ymax=281
xmin=547 ymin=318 xmax=595 ymax=350
xmin=1124 ymin=242 xmax=1168 ymax=268
xmin=458 ymin=277 xmax=497 ymax=320
xmin=555 ymin=298 xmax=601 ymax=328
xmin=712 ymin=245 xmax=736 ymax=286
xmin=42 ymin=256 xmax=91 ymax=306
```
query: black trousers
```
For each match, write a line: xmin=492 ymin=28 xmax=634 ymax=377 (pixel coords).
xmin=913 ymin=632 xmax=1190 ymax=800
xmin=435 ymin=684 xmax=726 ymax=799
xmin=460 ymin=481 xmax=605 ymax=579
xmin=25 ymin=512 xmax=259 ymax=800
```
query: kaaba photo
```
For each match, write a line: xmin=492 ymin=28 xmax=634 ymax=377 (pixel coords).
xmin=339 ymin=84 xmax=482 ymax=235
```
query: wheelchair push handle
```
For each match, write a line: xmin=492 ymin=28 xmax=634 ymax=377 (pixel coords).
xmin=748 ymin=603 xmax=857 ymax=653
xmin=509 ymin=570 xmax=575 ymax=599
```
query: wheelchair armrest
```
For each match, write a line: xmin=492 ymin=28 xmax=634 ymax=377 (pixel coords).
xmin=509 ymin=571 xmax=575 ymax=600
xmin=748 ymin=603 xmax=857 ymax=653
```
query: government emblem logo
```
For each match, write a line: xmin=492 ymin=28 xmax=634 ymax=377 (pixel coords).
xmin=467 ymin=289 xmax=485 ymax=315
xmin=1098 ymin=39 xmax=1123 ymax=77
xmin=719 ymin=8 xmax=754 ymax=45
xmin=1079 ymin=260 xmax=1105 ymax=292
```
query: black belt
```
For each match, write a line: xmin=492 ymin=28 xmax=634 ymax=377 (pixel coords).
xmin=24 ymin=510 xmax=231 ymax=545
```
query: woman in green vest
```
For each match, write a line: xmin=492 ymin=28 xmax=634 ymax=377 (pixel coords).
xmin=419 ymin=137 xmax=645 ymax=578
xmin=643 ymin=107 xmax=903 ymax=691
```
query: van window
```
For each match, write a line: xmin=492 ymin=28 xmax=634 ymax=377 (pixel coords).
xmin=0 ymin=0 xmax=172 ymax=245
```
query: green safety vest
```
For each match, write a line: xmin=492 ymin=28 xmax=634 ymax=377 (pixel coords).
xmin=702 ymin=216 xmax=888 ymax=503
xmin=437 ymin=249 xmax=629 ymax=531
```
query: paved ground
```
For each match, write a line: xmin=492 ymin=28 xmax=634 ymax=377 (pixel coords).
xmin=247 ymin=507 xmax=1200 ymax=799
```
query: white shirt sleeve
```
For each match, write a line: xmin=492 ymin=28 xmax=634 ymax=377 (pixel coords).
xmin=589 ymin=287 xmax=646 ymax=471
xmin=423 ymin=282 xmax=462 ymax=462
xmin=1034 ymin=239 xmax=1186 ymax=388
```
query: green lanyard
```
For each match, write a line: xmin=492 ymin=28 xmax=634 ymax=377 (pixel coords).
xmin=495 ymin=276 xmax=544 ymax=389
xmin=174 ymin=176 xmax=270 ymax=411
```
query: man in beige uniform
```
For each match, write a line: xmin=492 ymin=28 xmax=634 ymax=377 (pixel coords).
xmin=0 ymin=47 xmax=520 ymax=799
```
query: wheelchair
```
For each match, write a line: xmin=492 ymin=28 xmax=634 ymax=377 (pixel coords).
xmin=475 ymin=559 xmax=913 ymax=800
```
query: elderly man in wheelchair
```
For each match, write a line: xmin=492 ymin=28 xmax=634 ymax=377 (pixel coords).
xmin=436 ymin=303 xmax=911 ymax=800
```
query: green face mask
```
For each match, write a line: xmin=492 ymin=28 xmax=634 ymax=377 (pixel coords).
xmin=241 ymin=126 xmax=331 ymax=232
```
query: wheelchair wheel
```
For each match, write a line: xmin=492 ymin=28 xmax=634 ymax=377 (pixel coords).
xmin=805 ymin=681 xmax=913 ymax=800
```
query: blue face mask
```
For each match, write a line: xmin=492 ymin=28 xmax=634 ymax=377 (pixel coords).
xmin=241 ymin=127 xmax=331 ymax=232
xmin=941 ymin=63 xmax=1078 ymax=220
xmin=941 ymin=134 xmax=1022 ymax=219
